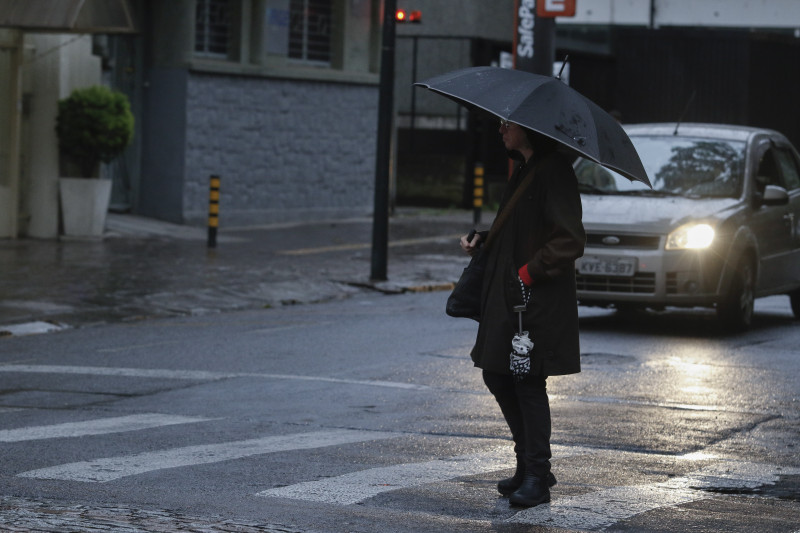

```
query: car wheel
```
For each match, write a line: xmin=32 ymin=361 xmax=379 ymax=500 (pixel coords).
xmin=790 ymin=289 xmax=800 ymax=320
xmin=717 ymin=257 xmax=755 ymax=331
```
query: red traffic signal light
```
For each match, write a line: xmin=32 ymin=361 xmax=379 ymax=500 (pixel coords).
xmin=396 ymin=9 xmax=421 ymax=23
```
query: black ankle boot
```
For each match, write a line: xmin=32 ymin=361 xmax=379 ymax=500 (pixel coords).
xmin=508 ymin=472 xmax=551 ymax=507
xmin=497 ymin=461 xmax=526 ymax=495
xmin=498 ymin=466 xmax=557 ymax=496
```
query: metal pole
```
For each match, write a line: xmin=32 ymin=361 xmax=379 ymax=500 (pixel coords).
xmin=532 ymin=14 xmax=555 ymax=76
xmin=370 ymin=0 xmax=397 ymax=281
xmin=1 ymin=31 xmax=23 ymax=238
xmin=410 ymin=35 xmax=418 ymax=132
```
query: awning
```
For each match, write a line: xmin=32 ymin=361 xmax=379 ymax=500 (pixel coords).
xmin=0 ymin=0 xmax=136 ymax=34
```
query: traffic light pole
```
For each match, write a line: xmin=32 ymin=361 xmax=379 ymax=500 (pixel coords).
xmin=370 ymin=0 xmax=397 ymax=281
xmin=532 ymin=15 xmax=555 ymax=75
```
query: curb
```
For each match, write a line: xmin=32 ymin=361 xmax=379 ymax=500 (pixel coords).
xmin=0 ymin=321 xmax=69 ymax=338
xmin=341 ymin=280 xmax=454 ymax=295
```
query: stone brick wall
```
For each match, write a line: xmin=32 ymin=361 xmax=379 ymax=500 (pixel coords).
xmin=184 ymin=73 xmax=378 ymax=226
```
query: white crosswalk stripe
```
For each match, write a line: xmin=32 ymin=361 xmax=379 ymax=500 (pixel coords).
xmin=16 ymin=429 xmax=397 ymax=483
xmin=509 ymin=484 xmax=698 ymax=529
xmin=0 ymin=364 xmax=430 ymax=390
xmin=258 ymin=444 xmax=598 ymax=505
xmin=0 ymin=414 xmax=214 ymax=442
xmin=509 ymin=461 xmax=800 ymax=529
xmin=0 ymin=364 xmax=230 ymax=381
xmin=259 ymin=448 xmax=513 ymax=505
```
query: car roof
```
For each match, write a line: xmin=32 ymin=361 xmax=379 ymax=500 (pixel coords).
xmin=622 ymin=122 xmax=780 ymax=142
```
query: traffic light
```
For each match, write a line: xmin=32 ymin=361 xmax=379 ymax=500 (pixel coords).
xmin=395 ymin=9 xmax=421 ymax=23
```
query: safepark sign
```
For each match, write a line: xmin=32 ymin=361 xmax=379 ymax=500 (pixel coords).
xmin=537 ymin=0 xmax=576 ymax=17
xmin=515 ymin=0 xmax=575 ymax=73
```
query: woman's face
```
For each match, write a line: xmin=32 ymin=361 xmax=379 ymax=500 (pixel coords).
xmin=499 ymin=120 xmax=530 ymax=154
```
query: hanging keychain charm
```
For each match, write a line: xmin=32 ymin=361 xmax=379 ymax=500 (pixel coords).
xmin=509 ymin=277 xmax=533 ymax=382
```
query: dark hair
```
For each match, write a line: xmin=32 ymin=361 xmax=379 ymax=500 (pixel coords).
xmin=522 ymin=127 xmax=559 ymax=158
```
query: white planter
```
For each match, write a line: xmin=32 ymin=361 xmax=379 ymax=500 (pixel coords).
xmin=59 ymin=178 xmax=112 ymax=238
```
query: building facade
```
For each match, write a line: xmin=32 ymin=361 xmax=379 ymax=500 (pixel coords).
xmin=137 ymin=0 xmax=383 ymax=226
xmin=0 ymin=31 xmax=104 ymax=238
xmin=0 ymin=0 xmax=384 ymax=238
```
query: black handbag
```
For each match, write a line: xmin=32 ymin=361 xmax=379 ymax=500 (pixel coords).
xmin=446 ymin=248 xmax=486 ymax=321
xmin=446 ymin=165 xmax=537 ymax=321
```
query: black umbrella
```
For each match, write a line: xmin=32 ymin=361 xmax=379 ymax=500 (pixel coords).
xmin=414 ymin=66 xmax=651 ymax=187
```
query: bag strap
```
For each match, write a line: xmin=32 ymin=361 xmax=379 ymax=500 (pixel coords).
xmin=483 ymin=163 xmax=536 ymax=249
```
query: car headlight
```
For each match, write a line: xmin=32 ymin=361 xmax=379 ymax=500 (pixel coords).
xmin=666 ymin=223 xmax=715 ymax=250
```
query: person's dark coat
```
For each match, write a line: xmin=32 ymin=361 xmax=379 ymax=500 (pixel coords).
xmin=471 ymin=150 xmax=586 ymax=376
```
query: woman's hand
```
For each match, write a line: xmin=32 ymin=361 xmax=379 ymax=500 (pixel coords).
xmin=460 ymin=230 xmax=483 ymax=256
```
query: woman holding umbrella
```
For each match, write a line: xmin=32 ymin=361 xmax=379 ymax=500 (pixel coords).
xmin=418 ymin=64 xmax=647 ymax=508
xmin=460 ymin=119 xmax=585 ymax=508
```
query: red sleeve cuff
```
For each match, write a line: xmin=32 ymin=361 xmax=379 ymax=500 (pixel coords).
xmin=518 ymin=265 xmax=533 ymax=286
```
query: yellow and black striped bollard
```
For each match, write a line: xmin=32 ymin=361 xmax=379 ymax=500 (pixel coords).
xmin=208 ymin=175 xmax=220 ymax=248
xmin=473 ymin=162 xmax=484 ymax=225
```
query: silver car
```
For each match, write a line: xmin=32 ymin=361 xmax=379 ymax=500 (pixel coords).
xmin=574 ymin=123 xmax=800 ymax=329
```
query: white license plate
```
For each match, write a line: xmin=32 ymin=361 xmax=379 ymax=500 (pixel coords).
xmin=578 ymin=256 xmax=637 ymax=277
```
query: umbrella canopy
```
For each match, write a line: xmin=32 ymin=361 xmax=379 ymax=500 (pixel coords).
xmin=414 ymin=66 xmax=651 ymax=187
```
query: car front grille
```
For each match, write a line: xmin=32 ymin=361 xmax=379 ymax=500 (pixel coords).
xmin=666 ymin=272 xmax=678 ymax=294
xmin=585 ymin=233 xmax=661 ymax=250
xmin=576 ymin=272 xmax=656 ymax=293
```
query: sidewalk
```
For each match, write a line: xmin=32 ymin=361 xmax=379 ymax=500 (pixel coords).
xmin=0 ymin=208 xmax=480 ymax=335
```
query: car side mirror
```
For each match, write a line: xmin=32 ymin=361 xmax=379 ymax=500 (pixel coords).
xmin=762 ymin=184 xmax=789 ymax=206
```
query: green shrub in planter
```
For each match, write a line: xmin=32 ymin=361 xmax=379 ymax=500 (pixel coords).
xmin=56 ymin=85 xmax=134 ymax=178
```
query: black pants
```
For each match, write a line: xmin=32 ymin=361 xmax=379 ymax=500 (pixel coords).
xmin=482 ymin=370 xmax=551 ymax=477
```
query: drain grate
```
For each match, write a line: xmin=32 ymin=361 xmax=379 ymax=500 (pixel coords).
xmin=697 ymin=475 xmax=800 ymax=502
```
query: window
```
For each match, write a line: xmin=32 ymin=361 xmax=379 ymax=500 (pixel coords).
xmin=775 ymin=148 xmax=800 ymax=191
xmin=576 ymin=136 xmax=746 ymax=198
xmin=756 ymin=148 xmax=782 ymax=189
xmin=195 ymin=0 xmax=231 ymax=57
xmin=289 ymin=0 xmax=332 ymax=64
xmin=189 ymin=0 xmax=375 ymax=80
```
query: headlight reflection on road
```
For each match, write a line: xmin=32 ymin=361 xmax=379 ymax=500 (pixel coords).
xmin=663 ymin=355 xmax=717 ymax=398
xmin=680 ymin=450 xmax=720 ymax=461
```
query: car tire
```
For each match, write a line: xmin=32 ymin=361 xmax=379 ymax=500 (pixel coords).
xmin=717 ymin=257 xmax=755 ymax=331
xmin=790 ymin=289 xmax=800 ymax=320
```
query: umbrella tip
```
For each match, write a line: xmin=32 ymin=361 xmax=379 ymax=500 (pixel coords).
xmin=556 ymin=55 xmax=570 ymax=81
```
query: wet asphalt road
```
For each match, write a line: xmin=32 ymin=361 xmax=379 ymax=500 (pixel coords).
xmin=0 ymin=210 xmax=799 ymax=531
xmin=0 ymin=292 xmax=798 ymax=532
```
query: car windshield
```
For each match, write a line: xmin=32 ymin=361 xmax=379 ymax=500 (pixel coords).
xmin=575 ymin=136 xmax=746 ymax=198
